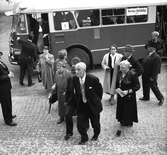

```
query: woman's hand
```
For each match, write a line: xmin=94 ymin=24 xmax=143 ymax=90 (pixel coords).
xmin=8 ymin=71 xmax=14 ymax=78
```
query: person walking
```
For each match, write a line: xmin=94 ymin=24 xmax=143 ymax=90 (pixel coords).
xmin=139 ymin=42 xmax=164 ymax=105
xmin=17 ymin=35 xmax=38 ymax=86
xmin=115 ymin=60 xmax=140 ymax=136
xmin=101 ymin=44 xmax=123 ymax=104
xmin=0 ymin=51 xmax=17 ymax=126
xmin=54 ymin=61 xmax=71 ymax=124
xmin=73 ymin=62 xmax=103 ymax=145
xmin=64 ymin=57 xmax=81 ymax=140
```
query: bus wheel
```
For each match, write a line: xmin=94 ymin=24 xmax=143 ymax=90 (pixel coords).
xmin=68 ymin=48 xmax=91 ymax=68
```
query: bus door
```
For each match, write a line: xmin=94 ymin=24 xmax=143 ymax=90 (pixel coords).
xmin=9 ymin=14 xmax=28 ymax=64
xmin=27 ymin=13 xmax=50 ymax=51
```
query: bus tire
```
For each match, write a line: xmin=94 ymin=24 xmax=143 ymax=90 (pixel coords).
xmin=68 ymin=48 xmax=91 ymax=68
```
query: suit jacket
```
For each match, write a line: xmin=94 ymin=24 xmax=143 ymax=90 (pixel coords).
xmin=0 ymin=61 xmax=12 ymax=95
xmin=122 ymin=56 xmax=143 ymax=76
xmin=18 ymin=39 xmax=38 ymax=63
xmin=73 ymin=74 xmax=103 ymax=115
xmin=65 ymin=75 xmax=76 ymax=107
xmin=145 ymin=39 xmax=163 ymax=56
xmin=143 ymin=52 xmax=161 ymax=78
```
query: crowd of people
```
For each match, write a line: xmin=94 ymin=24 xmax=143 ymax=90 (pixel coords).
xmin=0 ymin=30 xmax=165 ymax=145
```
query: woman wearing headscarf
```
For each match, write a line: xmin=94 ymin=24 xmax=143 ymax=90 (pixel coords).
xmin=115 ymin=60 xmax=140 ymax=136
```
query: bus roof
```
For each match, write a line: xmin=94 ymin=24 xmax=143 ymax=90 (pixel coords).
xmin=12 ymin=0 xmax=167 ymax=14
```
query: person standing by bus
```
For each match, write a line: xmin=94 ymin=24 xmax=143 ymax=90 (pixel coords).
xmin=145 ymin=31 xmax=164 ymax=56
xmin=17 ymin=35 xmax=38 ymax=86
xmin=121 ymin=44 xmax=143 ymax=77
xmin=101 ymin=44 xmax=123 ymax=104
xmin=139 ymin=42 xmax=164 ymax=105
xmin=0 ymin=51 xmax=17 ymax=126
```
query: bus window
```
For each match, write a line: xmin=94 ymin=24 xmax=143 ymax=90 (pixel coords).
xmin=76 ymin=9 xmax=100 ymax=27
xmin=53 ymin=11 xmax=77 ymax=30
xmin=126 ymin=7 xmax=148 ymax=23
xmin=102 ymin=8 xmax=125 ymax=25
xmin=16 ymin=14 xmax=27 ymax=34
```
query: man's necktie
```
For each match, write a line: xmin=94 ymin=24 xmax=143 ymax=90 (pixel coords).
xmin=80 ymin=79 xmax=87 ymax=103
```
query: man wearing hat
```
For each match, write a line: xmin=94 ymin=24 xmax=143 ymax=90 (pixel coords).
xmin=139 ymin=42 xmax=164 ymax=105
xmin=122 ymin=44 xmax=143 ymax=76
xmin=145 ymin=31 xmax=164 ymax=56
xmin=0 ymin=51 xmax=17 ymax=126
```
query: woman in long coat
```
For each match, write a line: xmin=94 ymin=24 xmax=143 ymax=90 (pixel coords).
xmin=101 ymin=44 xmax=123 ymax=103
xmin=115 ymin=60 xmax=140 ymax=135
xmin=54 ymin=61 xmax=71 ymax=124
xmin=38 ymin=47 xmax=54 ymax=90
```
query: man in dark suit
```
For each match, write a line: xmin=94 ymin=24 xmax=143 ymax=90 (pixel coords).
xmin=17 ymin=35 xmax=38 ymax=86
xmin=64 ymin=57 xmax=81 ymax=141
xmin=0 ymin=51 xmax=17 ymax=126
xmin=139 ymin=42 xmax=164 ymax=105
xmin=72 ymin=62 xmax=103 ymax=145
xmin=122 ymin=44 xmax=143 ymax=77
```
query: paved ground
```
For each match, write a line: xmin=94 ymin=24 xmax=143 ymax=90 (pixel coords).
xmin=0 ymin=15 xmax=167 ymax=155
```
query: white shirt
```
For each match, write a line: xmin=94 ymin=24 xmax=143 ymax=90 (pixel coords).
xmin=79 ymin=73 xmax=86 ymax=84
xmin=110 ymin=54 xmax=116 ymax=68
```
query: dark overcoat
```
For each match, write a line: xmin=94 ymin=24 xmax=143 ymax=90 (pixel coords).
xmin=73 ymin=74 xmax=103 ymax=115
xmin=116 ymin=70 xmax=140 ymax=124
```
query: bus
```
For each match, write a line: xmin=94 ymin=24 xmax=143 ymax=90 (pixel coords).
xmin=8 ymin=0 xmax=167 ymax=68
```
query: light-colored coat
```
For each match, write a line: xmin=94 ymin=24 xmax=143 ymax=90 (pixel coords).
xmin=101 ymin=52 xmax=123 ymax=94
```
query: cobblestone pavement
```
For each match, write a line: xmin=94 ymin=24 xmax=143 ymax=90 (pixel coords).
xmin=0 ymin=63 xmax=166 ymax=155
xmin=0 ymin=15 xmax=167 ymax=155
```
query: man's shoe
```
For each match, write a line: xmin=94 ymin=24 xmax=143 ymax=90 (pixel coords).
xmin=5 ymin=121 xmax=17 ymax=126
xmin=91 ymin=135 xmax=98 ymax=141
xmin=158 ymin=97 xmax=164 ymax=106
xmin=57 ymin=118 xmax=64 ymax=124
xmin=12 ymin=115 xmax=16 ymax=119
xmin=139 ymin=97 xmax=149 ymax=101
xmin=64 ymin=133 xmax=73 ymax=140
xmin=116 ymin=130 xmax=121 ymax=137
xmin=28 ymin=83 xmax=35 ymax=87
xmin=78 ymin=138 xmax=88 ymax=145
